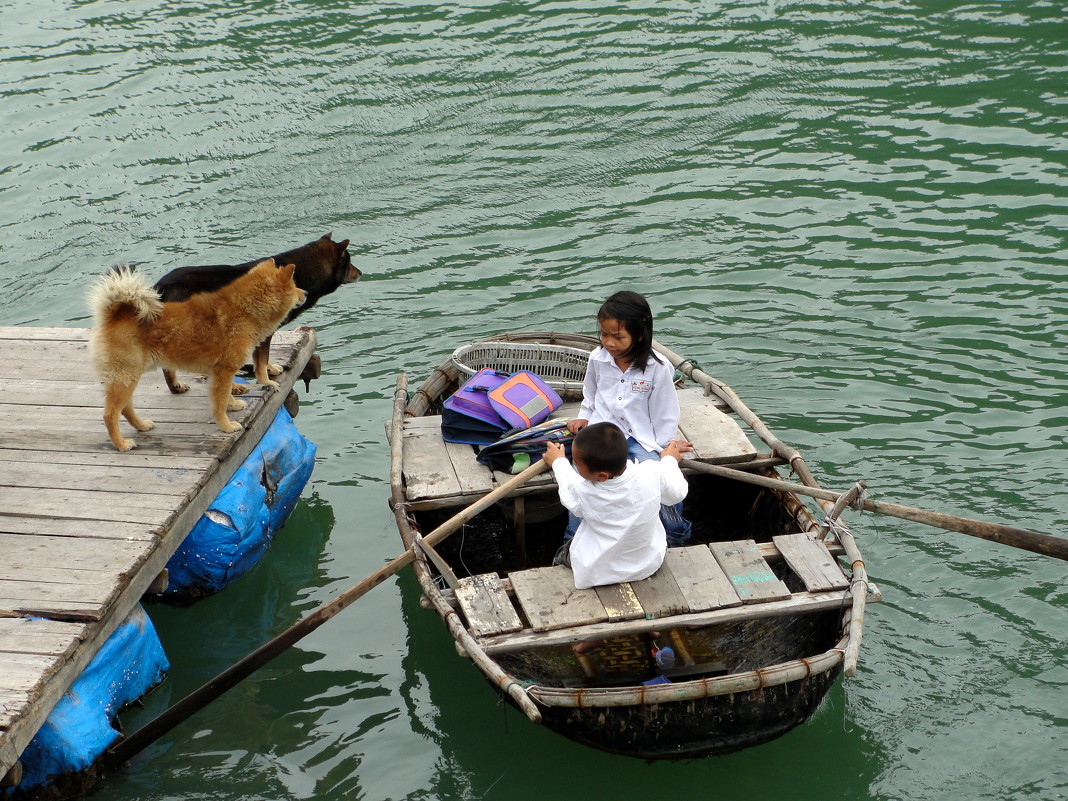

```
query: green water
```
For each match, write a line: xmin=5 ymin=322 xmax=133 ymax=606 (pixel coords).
xmin=2 ymin=1 xmax=1066 ymax=798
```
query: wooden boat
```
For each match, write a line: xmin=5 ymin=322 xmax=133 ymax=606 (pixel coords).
xmin=388 ymin=331 xmax=879 ymax=759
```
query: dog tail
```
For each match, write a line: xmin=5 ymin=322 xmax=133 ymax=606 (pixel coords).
xmin=88 ymin=264 xmax=164 ymax=325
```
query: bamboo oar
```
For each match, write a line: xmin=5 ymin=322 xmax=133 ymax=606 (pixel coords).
xmin=103 ymin=384 xmax=548 ymax=769
xmin=681 ymin=459 xmax=1068 ymax=561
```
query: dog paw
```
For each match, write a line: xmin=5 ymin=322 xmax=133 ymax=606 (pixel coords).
xmin=231 ymin=383 xmax=250 ymax=396
xmin=262 ymin=379 xmax=281 ymax=389
xmin=171 ymin=382 xmax=190 ymax=394
xmin=117 ymin=439 xmax=137 ymax=452
xmin=220 ymin=420 xmax=243 ymax=434
xmin=134 ymin=418 xmax=155 ymax=432
xmin=267 ymin=362 xmax=282 ymax=377
xmin=227 ymin=397 xmax=247 ymax=411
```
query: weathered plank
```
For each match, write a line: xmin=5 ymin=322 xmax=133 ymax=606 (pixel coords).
xmin=629 ymin=563 xmax=689 ymax=618
xmin=595 ymin=582 xmax=645 ymax=622
xmin=443 ymin=441 xmax=496 ymax=496
xmin=676 ymin=388 xmax=757 ymax=463
xmin=709 ymin=539 xmax=792 ymax=604
xmin=664 ymin=546 xmax=741 ymax=611
xmin=0 ymin=517 xmax=156 ymax=542
xmin=509 ymin=566 xmax=608 ymax=632
xmin=0 ymin=487 xmax=178 ymax=525
xmin=773 ymin=533 xmax=850 ymax=592
xmin=455 ymin=574 xmax=523 ymax=637
xmin=401 ymin=420 xmax=463 ymax=501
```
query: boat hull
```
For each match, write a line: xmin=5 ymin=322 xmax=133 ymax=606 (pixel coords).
xmin=534 ymin=668 xmax=840 ymax=758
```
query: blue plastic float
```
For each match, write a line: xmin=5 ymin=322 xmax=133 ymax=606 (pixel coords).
xmin=162 ymin=405 xmax=317 ymax=600
xmin=7 ymin=606 xmax=167 ymax=793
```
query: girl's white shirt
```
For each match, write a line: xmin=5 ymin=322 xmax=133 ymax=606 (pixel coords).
xmin=578 ymin=346 xmax=680 ymax=452
xmin=552 ymin=457 xmax=689 ymax=589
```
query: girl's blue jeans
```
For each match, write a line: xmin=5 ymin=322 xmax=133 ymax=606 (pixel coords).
xmin=563 ymin=438 xmax=693 ymax=546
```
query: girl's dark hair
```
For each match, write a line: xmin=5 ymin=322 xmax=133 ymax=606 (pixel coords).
xmin=597 ymin=290 xmax=661 ymax=372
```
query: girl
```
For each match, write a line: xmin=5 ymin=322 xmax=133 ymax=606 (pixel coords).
xmin=563 ymin=290 xmax=692 ymax=545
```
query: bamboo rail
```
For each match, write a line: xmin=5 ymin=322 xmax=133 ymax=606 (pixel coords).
xmin=527 ymin=634 xmax=850 ymax=708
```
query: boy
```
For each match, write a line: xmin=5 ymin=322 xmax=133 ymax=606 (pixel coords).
xmin=543 ymin=422 xmax=692 ymax=589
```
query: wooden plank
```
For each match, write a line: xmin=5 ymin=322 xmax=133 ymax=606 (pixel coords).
xmin=0 ymin=534 xmax=154 ymax=570
xmin=0 ymin=619 xmax=87 ymax=657
xmin=480 ymin=584 xmax=882 ymax=656
xmin=401 ymin=420 xmax=463 ymax=502
xmin=455 ymin=573 xmax=523 ymax=637
xmin=443 ymin=441 xmax=495 ymax=496
xmin=595 ymin=583 xmax=645 ymax=622
xmin=509 ymin=566 xmax=607 ymax=632
xmin=773 ymin=533 xmax=850 ymax=592
xmin=676 ymin=388 xmax=757 ymax=463
xmin=709 ymin=539 xmax=791 ymax=604
xmin=0 ymin=460 xmax=200 ymax=496
xmin=0 ymin=517 xmax=156 ymax=541
xmin=629 ymin=563 xmax=689 ymax=618
xmin=0 ymin=487 xmax=178 ymax=525
xmin=0 ymin=448 xmax=213 ymax=471
xmin=664 ymin=546 xmax=741 ymax=611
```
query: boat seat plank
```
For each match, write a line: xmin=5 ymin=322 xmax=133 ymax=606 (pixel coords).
xmin=509 ymin=566 xmax=608 ymax=632
xmin=455 ymin=574 xmax=523 ymax=637
xmin=400 ymin=419 xmax=464 ymax=501
xmin=676 ymin=388 xmax=757 ymax=464
xmin=664 ymin=546 xmax=741 ymax=611
xmin=709 ymin=539 xmax=792 ymax=604
xmin=443 ymin=441 xmax=495 ymax=496
xmin=773 ymin=533 xmax=850 ymax=592
xmin=480 ymin=584 xmax=882 ymax=656
xmin=628 ymin=563 xmax=689 ymax=618
xmin=595 ymin=583 xmax=645 ymax=622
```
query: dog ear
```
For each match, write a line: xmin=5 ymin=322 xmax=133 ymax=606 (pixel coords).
xmin=338 ymin=239 xmax=350 ymax=250
xmin=322 ymin=232 xmax=333 ymax=241
xmin=280 ymin=262 xmax=296 ymax=278
xmin=260 ymin=257 xmax=276 ymax=269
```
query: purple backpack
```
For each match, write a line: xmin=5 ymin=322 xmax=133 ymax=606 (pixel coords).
xmin=441 ymin=368 xmax=511 ymax=444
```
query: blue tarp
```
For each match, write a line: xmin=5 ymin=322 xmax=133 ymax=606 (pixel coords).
xmin=8 ymin=606 xmax=168 ymax=792
xmin=162 ymin=405 xmax=317 ymax=600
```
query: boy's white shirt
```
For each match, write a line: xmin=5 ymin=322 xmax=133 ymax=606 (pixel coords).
xmin=552 ymin=456 xmax=689 ymax=589
xmin=578 ymin=346 xmax=680 ymax=452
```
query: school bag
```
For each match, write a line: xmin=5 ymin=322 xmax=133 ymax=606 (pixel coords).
xmin=441 ymin=368 xmax=511 ymax=444
xmin=474 ymin=418 xmax=574 ymax=472
xmin=441 ymin=369 xmax=564 ymax=445
xmin=487 ymin=371 xmax=563 ymax=430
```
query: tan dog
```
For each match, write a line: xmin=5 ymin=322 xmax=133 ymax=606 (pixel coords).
xmin=88 ymin=259 xmax=306 ymax=451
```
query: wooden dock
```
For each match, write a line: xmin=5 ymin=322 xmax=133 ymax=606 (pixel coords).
xmin=0 ymin=325 xmax=318 ymax=785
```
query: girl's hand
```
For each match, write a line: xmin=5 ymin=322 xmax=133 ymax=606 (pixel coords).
xmin=566 ymin=419 xmax=589 ymax=435
xmin=543 ymin=440 xmax=566 ymax=465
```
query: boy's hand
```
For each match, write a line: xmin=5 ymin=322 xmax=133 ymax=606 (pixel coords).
xmin=660 ymin=440 xmax=694 ymax=462
xmin=544 ymin=440 xmax=566 ymax=465
xmin=566 ymin=419 xmax=588 ymax=435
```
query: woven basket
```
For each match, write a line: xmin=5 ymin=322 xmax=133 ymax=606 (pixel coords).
xmin=451 ymin=341 xmax=591 ymax=393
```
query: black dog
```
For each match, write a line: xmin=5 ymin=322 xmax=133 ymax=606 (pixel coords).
xmin=153 ymin=233 xmax=359 ymax=393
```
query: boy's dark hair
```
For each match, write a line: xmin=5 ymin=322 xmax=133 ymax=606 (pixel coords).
xmin=574 ymin=422 xmax=628 ymax=476
xmin=597 ymin=290 xmax=662 ymax=372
